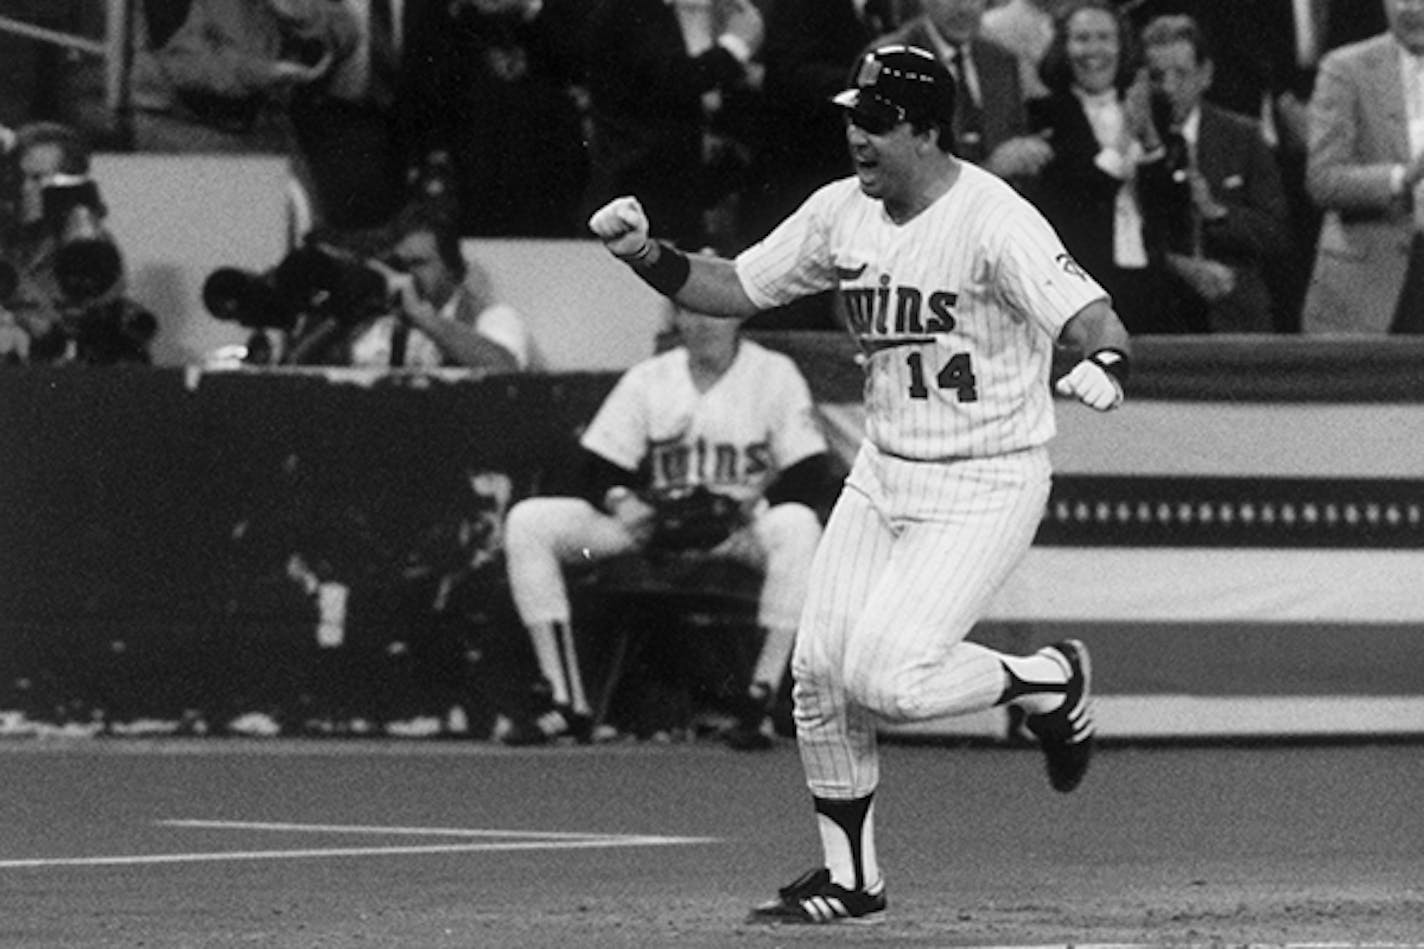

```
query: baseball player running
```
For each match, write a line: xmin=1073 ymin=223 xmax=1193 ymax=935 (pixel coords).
xmin=502 ymin=303 xmax=838 ymax=749
xmin=588 ymin=44 xmax=1130 ymax=924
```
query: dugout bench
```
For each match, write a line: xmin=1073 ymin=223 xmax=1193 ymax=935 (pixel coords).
xmin=576 ymin=554 xmax=773 ymax=738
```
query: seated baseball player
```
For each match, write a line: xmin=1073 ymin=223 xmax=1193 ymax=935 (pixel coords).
xmin=501 ymin=302 xmax=840 ymax=749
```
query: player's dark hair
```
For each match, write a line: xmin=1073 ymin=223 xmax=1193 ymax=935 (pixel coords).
xmin=1038 ymin=0 xmax=1142 ymax=96
xmin=909 ymin=115 xmax=956 ymax=154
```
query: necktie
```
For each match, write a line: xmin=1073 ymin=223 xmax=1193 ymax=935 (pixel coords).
xmin=1159 ymin=128 xmax=1198 ymax=254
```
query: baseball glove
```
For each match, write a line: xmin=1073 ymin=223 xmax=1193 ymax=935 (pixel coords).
xmin=648 ymin=486 xmax=746 ymax=552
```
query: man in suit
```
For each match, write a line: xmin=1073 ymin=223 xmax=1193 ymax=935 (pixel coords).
xmin=1302 ymin=0 xmax=1424 ymax=334
xmin=1141 ymin=14 xmax=1290 ymax=334
xmin=877 ymin=0 xmax=1051 ymax=183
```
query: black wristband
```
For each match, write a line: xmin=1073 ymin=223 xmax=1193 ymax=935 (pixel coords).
xmin=631 ymin=241 xmax=691 ymax=297
xmin=1088 ymin=347 xmax=1130 ymax=386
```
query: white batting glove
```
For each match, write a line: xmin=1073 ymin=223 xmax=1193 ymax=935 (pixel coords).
xmin=1055 ymin=351 xmax=1126 ymax=411
xmin=588 ymin=196 xmax=651 ymax=261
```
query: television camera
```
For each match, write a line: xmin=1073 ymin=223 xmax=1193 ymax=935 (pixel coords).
xmin=0 ymin=175 xmax=157 ymax=364
xmin=202 ymin=241 xmax=404 ymax=365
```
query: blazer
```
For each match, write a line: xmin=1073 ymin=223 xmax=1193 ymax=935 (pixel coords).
xmin=1302 ymin=33 xmax=1419 ymax=334
xmin=1025 ymin=90 xmax=1174 ymax=283
xmin=1190 ymin=105 xmax=1291 ymax=265
xmin=1169 ymin=103 xmax=1291 ymax=333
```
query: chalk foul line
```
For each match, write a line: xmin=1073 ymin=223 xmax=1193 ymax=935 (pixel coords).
xmin=0 ymin=818 xmax=719 ymax=869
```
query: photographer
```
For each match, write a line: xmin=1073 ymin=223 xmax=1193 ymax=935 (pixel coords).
xmin=204 ymin=202 xmax=533 ymax=370
xmin=345 ymin=203 xmax=535 ymax=372
xmin=0 ymin=121 xmax=157 ymax=365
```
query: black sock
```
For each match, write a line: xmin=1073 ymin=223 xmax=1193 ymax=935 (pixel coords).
xmin=814 ymin=794 xmax=874 ymax=891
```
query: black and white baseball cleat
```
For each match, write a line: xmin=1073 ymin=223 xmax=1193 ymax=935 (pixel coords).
xmin=746 ymin=867 xmax=886 ymax=925
xmin=1024 ymin=638 xmax=1094 ymax=793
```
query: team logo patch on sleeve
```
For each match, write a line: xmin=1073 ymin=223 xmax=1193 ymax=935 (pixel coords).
xmin=1055 ymin=253 xmax=1088 ymax=280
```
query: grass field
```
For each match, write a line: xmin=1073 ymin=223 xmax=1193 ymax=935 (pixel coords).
xmin=2 ymin=737 xmax=1422 ymax=947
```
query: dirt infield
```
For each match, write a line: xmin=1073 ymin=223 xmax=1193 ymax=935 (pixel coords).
xmin=2 ymin=738 xmax=1422 ymax=947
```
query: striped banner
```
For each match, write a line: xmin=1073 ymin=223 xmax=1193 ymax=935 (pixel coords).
xmin=754 ymin=333 xmax=1424 ymax=741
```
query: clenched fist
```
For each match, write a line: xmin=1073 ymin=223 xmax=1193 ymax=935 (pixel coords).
xmin=1055 ymin=353 xmax=1125 ymax=411
xmin=588 ymin=197 xmax=651 ymax=260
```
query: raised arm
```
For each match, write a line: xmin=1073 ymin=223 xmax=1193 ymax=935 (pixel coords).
xmin=588 ymin=197 xmax=760 ymax=319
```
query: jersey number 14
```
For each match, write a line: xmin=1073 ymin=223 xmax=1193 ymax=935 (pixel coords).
xmin=906 ymin=351 xmax=978 ymax=403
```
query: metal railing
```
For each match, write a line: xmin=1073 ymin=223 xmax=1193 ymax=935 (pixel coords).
xmin=0 ymin=0 xmax=134 ymax=142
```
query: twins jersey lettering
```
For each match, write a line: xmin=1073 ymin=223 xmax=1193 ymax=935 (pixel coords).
xmin=735 ymin=164 xmax=1107 ymax=461
xmin=580 ymin=339 xmax=827 ymax=504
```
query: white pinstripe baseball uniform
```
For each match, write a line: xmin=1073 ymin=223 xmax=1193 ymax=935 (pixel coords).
xmin=505 ymin=337 xmax=828 ymax=659
xmin=587 ymin=39 xmax=1124 ymax=923
xmin=736 ymin=164 xmax=1107 ymax=797
xmin=583 ymin=338 xmax=826 ymax=511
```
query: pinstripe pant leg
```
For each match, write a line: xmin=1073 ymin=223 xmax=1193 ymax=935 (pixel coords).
xmin=845 ymin=452 xmax=1051 ymax=721
xmin=793 ymin=483 xmax=895 ymax=800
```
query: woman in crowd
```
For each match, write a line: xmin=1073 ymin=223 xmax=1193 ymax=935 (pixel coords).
xmin=1025 ymin=0 xmax=1187 ymax=333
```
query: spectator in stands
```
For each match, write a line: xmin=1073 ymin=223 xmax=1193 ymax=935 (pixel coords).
xmin=981 ymin=0 xmax=1065 ymax=100
xmin=1025 ymin=0 xmax=1185 ymax=332
xmin=0 ymin=121 xmax=157 ymax=364
xmin=401 ymin=0 xmax=590 ymax=238
xmin=1123 ymin=1 xmax=1331 ymax=333
xmin=877 ymin=0 xmax=1052 ymax=185
xmin=1301 ymin=0 xmax=1424 ymax=335
xmin=582 ymin=0 xmax=766 ymax=251
xmin=129 ymin=0 xmax=407 ymax=237
xmin=285 ymin=0 xmax=409 ymax=233
xmin=127 ymin=0 xmax=355 ymax=154
xmin=501 ymin=302 xmax=839 ymax=749
xmin=1141 ymin=14 xmax=1290 ymax=334
xmin=341 ymin=203 xmax=535 ymax=370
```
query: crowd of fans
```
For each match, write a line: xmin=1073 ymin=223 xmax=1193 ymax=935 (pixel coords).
xmin=1 ymin=0 xmax=1419 ymax=356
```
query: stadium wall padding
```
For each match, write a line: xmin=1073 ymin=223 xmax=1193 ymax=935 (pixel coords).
xmin=2 ymin=337 xmax=1422 ymax=740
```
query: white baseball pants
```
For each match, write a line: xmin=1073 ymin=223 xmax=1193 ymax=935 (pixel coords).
xmin=792 ymin=443 xmax=1052 ymax=799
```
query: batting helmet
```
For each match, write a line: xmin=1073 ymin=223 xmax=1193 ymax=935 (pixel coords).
xmin=832 ymin=45 xmax=957 ymax=134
